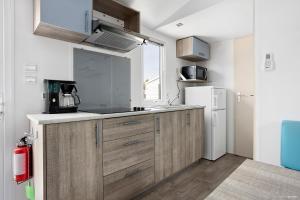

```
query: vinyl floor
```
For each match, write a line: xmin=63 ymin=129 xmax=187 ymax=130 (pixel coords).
xmin=135 ymin=154 xmax=246 ymax=200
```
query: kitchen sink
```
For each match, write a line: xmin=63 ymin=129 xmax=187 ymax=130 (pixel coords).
xmin=149 ymin=105 xmax=190 ymax=110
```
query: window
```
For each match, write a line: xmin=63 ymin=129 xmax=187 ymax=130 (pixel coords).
xmin=142 ymin=42 xmax=163 ymax=102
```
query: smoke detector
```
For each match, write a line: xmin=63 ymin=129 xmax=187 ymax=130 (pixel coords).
xmin=176 ymin=23 xmax=184 ymax=27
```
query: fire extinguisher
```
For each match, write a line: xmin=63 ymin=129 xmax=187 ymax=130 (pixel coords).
xmin=13 ymin=136 xmax=33 ymax=184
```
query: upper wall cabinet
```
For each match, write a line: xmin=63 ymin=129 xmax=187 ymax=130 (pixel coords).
xmin=176 ymin=37 xmax=210 ymax=62
xmin=93 ymin=0 xmax=140 ymax=33
xmin=34 ymin=0 xmax=93 ymax=43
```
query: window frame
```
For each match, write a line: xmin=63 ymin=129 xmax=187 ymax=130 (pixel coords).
xmin=141 ymin=42 xmax=166 ymax=106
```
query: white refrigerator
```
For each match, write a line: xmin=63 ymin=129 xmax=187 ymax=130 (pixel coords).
xmin=185 ymin=86 xmax=226 ymax=160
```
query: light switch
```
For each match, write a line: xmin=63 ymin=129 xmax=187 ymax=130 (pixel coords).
xmin=24 ymin=65 xmax=38 ymax=72
xmin=25 ymin=76 xmax=37 ymax=85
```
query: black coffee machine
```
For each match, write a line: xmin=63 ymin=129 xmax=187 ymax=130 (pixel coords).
xmin=45 ymin=80 xmax=80 ymax=114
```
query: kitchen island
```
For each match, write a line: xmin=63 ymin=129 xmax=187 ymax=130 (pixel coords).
xmin=28 ymin=105 xmax=205 ymax=200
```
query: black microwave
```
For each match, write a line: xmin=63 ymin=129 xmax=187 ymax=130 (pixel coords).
xmin=181 ymin=65 xmax=207 ymax=81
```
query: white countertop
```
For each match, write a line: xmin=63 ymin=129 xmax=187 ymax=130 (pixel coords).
xmin=27 ymin=105 xmax=205 ymax=125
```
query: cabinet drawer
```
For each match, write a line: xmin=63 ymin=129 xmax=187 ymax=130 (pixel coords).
xmin=103 ymin=114 xmax=154 ymax=141
xmin=103 ymin=132 xmax=154 ymax=176
xmin=104 ymin=159 xmax=154 ymax=200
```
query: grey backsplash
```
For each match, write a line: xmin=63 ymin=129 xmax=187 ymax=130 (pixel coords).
xmin=73 ymin=48 xmax=131 ymax=110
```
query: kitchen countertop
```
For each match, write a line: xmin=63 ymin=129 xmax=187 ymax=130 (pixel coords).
xmin=27 ymin=105 xmax=205 ymax=125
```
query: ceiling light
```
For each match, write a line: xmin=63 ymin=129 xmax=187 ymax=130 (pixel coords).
xmin=176 ymin=23 xmax=184 ymax=27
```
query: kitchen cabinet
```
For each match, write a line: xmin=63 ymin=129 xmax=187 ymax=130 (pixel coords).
xmin=102 ymin=114 xmax=155 ymax=199
xmin=103 ymin=132 xmax=154 ymax=176
xmin=29 ymin=108 xmax=203 ymax=200
xmin=43 ymin=120 xmax=103 ymax=200
xmin=154 ymin=112 xmax=176 ymax=182
xmin=103 ymin=159 xmax=154 ymax=200
xmin=176 ymin=37 xmax=210 ymax=61
xmin=34 ymin=0 xmax=93 ymax=43
xmin=155 ymin=109 xmax=204 ymax=183
xmin=172 ymin=111 xmax=187 ymax=173
xmin=102 ymin=114 xmax=154 ymax=142
xmin=185 ymin=109 xmax=204 ymax=165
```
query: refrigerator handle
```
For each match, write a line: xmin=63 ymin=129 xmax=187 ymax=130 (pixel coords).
xmin=212 ymin=112 xmax=217 ymax=127
xmin=213 ymin=95 xmax=218 ymax=109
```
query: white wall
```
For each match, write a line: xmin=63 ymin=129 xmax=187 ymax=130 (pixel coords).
xmin=12 ymin=1 xmax=191 ymax=199
xmin=255 ymin=0 xmax=300 ymax=165
xmin=199 ymin=40 xmax=235 ymax=154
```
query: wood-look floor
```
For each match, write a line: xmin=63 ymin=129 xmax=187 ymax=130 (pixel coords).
xmin=135 ymin=154 xmax=246 ymax=200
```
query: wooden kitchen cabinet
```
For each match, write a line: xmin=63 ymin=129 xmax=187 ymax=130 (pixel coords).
xmin=155 ymin=109 xmax=204 ymax=183
xmin=33 ymin=0 xmax=93 ymax=43
xmin=176 ymin=37 xmax=210 ymax=61
xmin=102 ymin=114 xmax=155 ymax=200
xmin=155 ymin=112 xmax=176 ymax=182
xmin=103 ymin=132 xmax=154 ymax=176
xmin=185 ymin=109 xmax=204 ymax=165
xmin=43 ymin=120 xmax=103 ymax=200
xmin=30 ymin=109 xmax=203 ymax=200
xmin=103 ymin=159 xmax=154 ymax=200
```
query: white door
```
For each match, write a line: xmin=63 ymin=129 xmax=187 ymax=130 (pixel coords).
xmin=234 ymin=35 xmax=255 ymax=158
xmin=0 ymin=0 xmax=4 ymax=196
xmin=212 ymin=110 xmax=226 ymax=160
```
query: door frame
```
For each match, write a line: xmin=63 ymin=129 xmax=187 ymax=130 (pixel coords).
xmin=0 ymin=0 xmax=4 ymax=197
xmin=2 ymin=0 xmax=16 ymax=199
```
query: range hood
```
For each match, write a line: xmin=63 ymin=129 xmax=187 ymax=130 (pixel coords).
xmin=85 ymin=21 xmax=150 ymax=52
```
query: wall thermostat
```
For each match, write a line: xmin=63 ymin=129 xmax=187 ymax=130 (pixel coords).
xmin=264 ymin=53 xmax=275 ymax=71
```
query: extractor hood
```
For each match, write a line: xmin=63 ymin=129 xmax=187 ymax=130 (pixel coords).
xmin=85 ymin=20 xmax=150 ymax=52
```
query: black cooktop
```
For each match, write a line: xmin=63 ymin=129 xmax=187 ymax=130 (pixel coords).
xmin=80 ymin=107 xmax=147 ymax=114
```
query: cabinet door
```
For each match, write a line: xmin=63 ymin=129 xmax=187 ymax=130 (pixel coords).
xmin=185 ymin=109 xmax=204 ymax=165
xmin=173 ymin=111 xmax=187 ymax=172
xmin=45 ymin=120 xmax=103 ymax=200
xmin=40 ymin=0 xmax=92 ymax=35
xmin=155 ymin=112 xmax=175 ymax=182
xmin=193 ymin=38 xmax=210 ymax=60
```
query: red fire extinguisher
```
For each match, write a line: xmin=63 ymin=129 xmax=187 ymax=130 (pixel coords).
xmin=13 ymin=137 xmax=33 ymax=184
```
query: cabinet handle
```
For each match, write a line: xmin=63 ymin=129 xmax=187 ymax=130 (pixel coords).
xmin=85 ymin=10 xmax=90 ymax=33
xmin=123 ymin=140 xmax=143 ymax=147
xmin=122 ymin=120 xmax=141 ymax=126
xmin=96 ymin=122 xmax=100 ymax=147
xmin=125 ymin=168 xmax=140 ymax=178
xmin=155 ymin=116 xmax=160 ymax=132
xmin=198 ymin=52 xmax=205 ymax=57
xmin=187 ymin=113 xmax=191 ymax=126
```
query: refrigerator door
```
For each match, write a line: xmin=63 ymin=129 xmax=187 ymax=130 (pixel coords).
xmin=212 ymin=88 xmax=226 ymax=110
xmin=211 ymin=109 xmax=226 ymax=160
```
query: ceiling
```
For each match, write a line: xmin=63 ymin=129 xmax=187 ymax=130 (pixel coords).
xmin=114 ymin=0 xmax=254 ymax=43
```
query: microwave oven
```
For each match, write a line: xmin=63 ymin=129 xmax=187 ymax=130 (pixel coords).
xmin=181 ymin=65 xmax=207 ymax=81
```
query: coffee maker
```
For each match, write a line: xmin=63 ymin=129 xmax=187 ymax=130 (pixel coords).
xmin=45 ymin=80 xmax=80 ymax=114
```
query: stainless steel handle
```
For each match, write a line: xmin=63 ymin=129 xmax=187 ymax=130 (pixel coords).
xmin=0 ymin=95 xmax=3 ymax=115
xmin=85 ymin=10 xmax=90 ymax=33
xmin=122 ymin=120 xmax=141 ymax=126
xmin=125 ymin=168 xmax=140 ymax=178
xmin=155 ymin=116 xmax=160 ymax=132
xmin=123 ymin=140 xmax=143 ymax=147
xmin=187 ymin=112 xmax=191 ymax=126
xmin=96 ymin=122 xmax=100 ymax=147
xmin=237 ymin=92 xmax=255 ymax=102
xmin=198 ymin=52 xmax=205 ymax=57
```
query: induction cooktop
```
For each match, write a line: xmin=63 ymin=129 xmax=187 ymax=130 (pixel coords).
xmin=80 ymin=107 xmax=147 ymax=114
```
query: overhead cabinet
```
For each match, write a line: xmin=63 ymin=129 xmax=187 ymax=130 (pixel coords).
xmin=33 ymin=0 xmax=140 ymax=45
xmin=34 ymin=0 xmax=93 ymax=43
xmin=176 ymin=37 xmax=210 ymax=61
